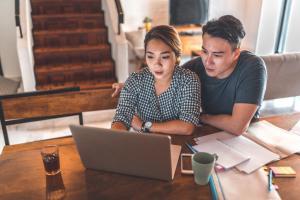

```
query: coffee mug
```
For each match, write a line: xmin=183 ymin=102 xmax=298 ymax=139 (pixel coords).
xmin=192 ymin=152 xmax=218 ymax=185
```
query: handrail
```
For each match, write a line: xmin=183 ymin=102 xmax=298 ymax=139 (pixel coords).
xmin=115 ymin=0 xmax=124 ymax=34
xmin=15 ymin=0 xmax=23 ymax=38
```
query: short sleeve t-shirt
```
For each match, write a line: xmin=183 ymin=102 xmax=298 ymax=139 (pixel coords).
xmin=182 ymin=51 xmax=267 ymax=118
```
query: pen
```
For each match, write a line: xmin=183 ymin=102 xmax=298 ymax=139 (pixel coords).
xmin=209 ymin=175 xmax=218 ymax=200
xmin=185 ymin=142 xmax=198 ymax=153
xmin=268 ymin=169 xmax=273 ymax=191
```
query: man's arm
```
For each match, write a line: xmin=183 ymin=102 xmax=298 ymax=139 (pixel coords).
xmin=200 ymin=103 xmax=258 ymax=136
xmin=111 ymin=83 xmax=124 ymax=97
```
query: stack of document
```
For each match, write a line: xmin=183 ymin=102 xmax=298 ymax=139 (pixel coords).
xmin=246 ymin=120 xmax=300 ymax=157
xmin=193 ymin=140 xmax=250 ymax=169
xmin=194 ymin=120 xmax=300 ymax=174
xmin=194 ymin=131 xmax=279 ymax=174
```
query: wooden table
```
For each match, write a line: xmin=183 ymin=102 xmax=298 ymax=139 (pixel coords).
xmin=1 ymin=113 xmax=300 ymax=199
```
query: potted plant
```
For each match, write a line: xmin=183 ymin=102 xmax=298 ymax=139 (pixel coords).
xmin=143 ymin=17 xmax=152 ymax=32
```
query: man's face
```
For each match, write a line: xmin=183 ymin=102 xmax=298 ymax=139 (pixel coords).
xmin=200 ymin=33 xmax=240 ymax=79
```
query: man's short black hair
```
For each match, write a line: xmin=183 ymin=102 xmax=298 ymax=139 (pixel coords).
xmin=202 ymin=15 xmax=246 ymax=50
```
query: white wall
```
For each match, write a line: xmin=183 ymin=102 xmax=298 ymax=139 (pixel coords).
xmin=209 ymin=0 xmax=263 ymax=52
xmin=255 ymin=0 xmax=283 ymax=55
xmin=121 ymin=0 xmax=263 ymax=52
xmin=0 ymin=0 xmax=21 ymax=78
xmin=284 ymin=0 xmax=300 ymax=53
xmin=120 ymin=0 xmax=169 ymax=31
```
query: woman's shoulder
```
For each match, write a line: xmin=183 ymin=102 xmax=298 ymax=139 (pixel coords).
xmin=128 ymin=68 xmax=150 ymax=80
xmin=175 ymin=66 xmax=200 ymax=83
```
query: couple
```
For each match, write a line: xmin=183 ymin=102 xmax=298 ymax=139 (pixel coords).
xmin=111 ymin=15 xmax=267 ymax=136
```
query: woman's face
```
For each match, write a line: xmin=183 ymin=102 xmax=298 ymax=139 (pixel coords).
xmin=145 ymin=39 xmax=177 ymax=82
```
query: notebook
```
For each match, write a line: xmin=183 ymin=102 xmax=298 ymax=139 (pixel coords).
xmin=70 ymin=125 xmax=181 ymax=181
xmin=270 ymin=166 xmax=296 ymax=178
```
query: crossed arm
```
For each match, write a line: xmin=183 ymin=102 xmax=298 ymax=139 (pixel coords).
xmin=112 ymin=83 xmax=257 ymax=136
xmin=200 ymin=103 xmax=258 ymax=136
xmin=112 ymin=117 xmax=195 ymax=135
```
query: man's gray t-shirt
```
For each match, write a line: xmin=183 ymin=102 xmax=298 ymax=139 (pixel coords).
xmin=182 ymin=51 xmax=267 ymax=118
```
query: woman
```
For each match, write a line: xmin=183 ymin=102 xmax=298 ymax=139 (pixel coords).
xmin=111 ymin=25 xmax=201 ymax=135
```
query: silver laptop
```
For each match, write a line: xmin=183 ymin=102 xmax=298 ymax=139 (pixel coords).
xmin=70 ymin=125 xmax=181 ymax=181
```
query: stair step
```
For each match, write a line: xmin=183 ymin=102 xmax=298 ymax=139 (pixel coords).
xmin=33 ymin=28 xmax=108 ymax=48
xmin=35 ymin=62 xmax=114 ymax=73
xmin=31 ymin=0 xmax=115 ymax=88
xmin=34 ymin=45 xmax=112 ymax=66
xmin=32 ymin=13 xmax=105 ymax=31
xmin=35 ymin=62 xmax=115 ymax=86
xmin=31 ymin=0 xmax=102 ymax=15
xmin=36 ymin=79 xmax=116 ymax=91
xmin=34 ymin=28 xmax=106 ymax=35
xmin=34 ymin=44 xmax=109 ymax=53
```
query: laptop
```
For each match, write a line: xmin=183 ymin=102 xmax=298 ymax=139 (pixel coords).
xmin=69 ymin=125 xmax=181 ymax=181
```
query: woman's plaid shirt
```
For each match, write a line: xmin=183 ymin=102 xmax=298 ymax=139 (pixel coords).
xmin=113 ymin=66 xmax=201 ymax=129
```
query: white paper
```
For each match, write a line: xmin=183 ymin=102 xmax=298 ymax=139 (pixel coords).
xmin=247 ymin=121 xmax=300 ymax=156
xmin=193 ymin=139 xmax=250 ymax=169
xmin=290 ymin=120 xmax=300 ymax=136
xmin=194 ymin=131 xmax=281 ymax=174
xmin=221 ymin=136 xmax=280 ymax=173
xmin=216 ymin=168 xmax=281 ymax=200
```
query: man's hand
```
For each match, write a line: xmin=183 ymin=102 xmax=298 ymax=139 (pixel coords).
xmin=131 ymin=115 xmax=143 ymax=131
xmin=111 ymin=83 xmax=124 ymax=97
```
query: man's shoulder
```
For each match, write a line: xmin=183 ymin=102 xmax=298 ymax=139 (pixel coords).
xmin=181 ymin=56 xmax=203 ymax=68
xmin=176 ymin=66 xmax=200 ymax=81
xmin=239 ymin=51 xmax=265 ymax=67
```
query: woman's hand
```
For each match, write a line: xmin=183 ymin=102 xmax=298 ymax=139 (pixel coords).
xmin=111 ymin=83 xmax=124 ymax=97
xmin=131 ymin=115 xmax=143 ymax=131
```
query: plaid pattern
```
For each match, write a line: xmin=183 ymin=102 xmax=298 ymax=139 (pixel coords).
xmin=113 ymin=66 xmax=201 ymax=129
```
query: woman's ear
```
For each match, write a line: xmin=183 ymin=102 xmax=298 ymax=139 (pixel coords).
xmin=176 ymin=56 xmax=181 ymax=65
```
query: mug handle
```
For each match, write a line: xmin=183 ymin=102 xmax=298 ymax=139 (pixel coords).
xmin=181 ymin=153 xmax=194 ymax=175
xmin=213 ymin=153 xmax=218 ymax=161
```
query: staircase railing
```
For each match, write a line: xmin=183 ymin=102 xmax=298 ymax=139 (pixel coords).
xmin=115 ymin=0 xmax=124 ymax=35
xmin=15 ymin=0 xmax=23 ymax=38
xmin=102 ymin=0 xmax=129 ymax=83
xmin=16 ymin=0 xmax=36 ymax=91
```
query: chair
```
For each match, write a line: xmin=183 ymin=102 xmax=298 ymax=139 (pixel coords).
xmin=125 ymin=28 xmax=146 ymax=73
xmin=0 ymin=87 xmax=118 ymax=145
xmin=261 ymin=53 xmax=300 ymax=100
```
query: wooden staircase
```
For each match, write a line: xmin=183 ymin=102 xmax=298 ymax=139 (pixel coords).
xmin=31 ymin=0 xmax=116 ymax=90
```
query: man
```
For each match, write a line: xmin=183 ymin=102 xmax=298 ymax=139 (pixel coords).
xmin=182 ymin=15 xmax=266 ymax=135
xmin=112 ymin=15 xmax=267 ymax=136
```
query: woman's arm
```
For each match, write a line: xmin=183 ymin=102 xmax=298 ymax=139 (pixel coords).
xmin=111 ymin=74 xmax=139 ymax=129
xmin=111 ymin=121 xmax=128 ymax=131
xmin=131 ymin=115 xmax=195 ymax=135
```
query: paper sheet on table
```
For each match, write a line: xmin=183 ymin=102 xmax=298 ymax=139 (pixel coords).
xmin=216 ymin=168 xmax=281 ymax=200
xmin=246 ymin=121 xmax=300 ymax=157
xmin=221 ymin=136 xmax=279 ymax=173
xmin=290 ymin=119 xmax=300 ymax=136
xmin=193 ymin=139 xmax=250 ymax=169
xmin=194 ymin=132 xmax=280 ymax=173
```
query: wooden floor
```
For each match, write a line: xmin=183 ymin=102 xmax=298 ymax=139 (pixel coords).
xmin=1 ymin=96 xmax=300 ymax=154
